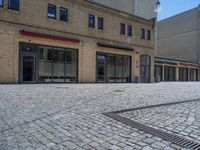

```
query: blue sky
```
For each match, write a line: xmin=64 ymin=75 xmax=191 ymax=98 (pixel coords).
xmin=158 ymin=0 xmax=200 ymax=21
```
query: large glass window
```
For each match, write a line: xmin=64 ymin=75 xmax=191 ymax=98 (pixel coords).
xmin=179 ymin=68 xmax=188 ymax=81
xmin=39 ymin=46 xmax=77 ymax=83
xmin=97 ymin=53 xmax=131 ymax=83
xmin=164 ymin=66 xmax=176 ymax=81
xmin=53 ymin=48 xmax=65 ymax=82
xmin=107 ymin=55 xmax=115 ymax=82
xmin=115 ymin=56 xmax=123 ymax=82
xmin=140 ymin=55 xmax=151 ymax=83
xmin=65 ymin=50 xmax=77 ymax=82
xmin=155 ymin=65 xmax=163 ymax=82
xmin=48 ymin=4 xmax=56 ymax=19
xmin=190 ymin=68 xmax=198 ymax=81
xmin=123 ymin=56 xmax=131 ymax=82
xmin=0 ymin=0 xmax=3 ymax=7
xmin=88 ymin=15 xmax=95 ymax=28
xmin=8 ymin=0 xmax=19 ymax=10
xmin=39 ymin=47 xmax=53 ymax=82
xmin=60 ymin=7 xmax=68 ymax=21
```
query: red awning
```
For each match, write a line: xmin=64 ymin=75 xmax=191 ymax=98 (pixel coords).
xmin=179 ymin=63 xmax=199 ymax=68
xmin=20 ymin=31 xmax=80 ymax=43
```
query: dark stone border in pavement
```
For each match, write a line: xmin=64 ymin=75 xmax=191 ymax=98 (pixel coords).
xmin=103 ymin=99 xmax=200 ymax=150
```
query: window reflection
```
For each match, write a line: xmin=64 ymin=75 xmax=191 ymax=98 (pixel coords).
xmin=39 ymin=46 xmax=77 ymax=83
xmin=97 ymin=53 xmax=131 ymax=83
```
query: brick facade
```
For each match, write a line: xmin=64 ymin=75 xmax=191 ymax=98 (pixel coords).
xmin=0 ymin=0 xmax=155 ymax=83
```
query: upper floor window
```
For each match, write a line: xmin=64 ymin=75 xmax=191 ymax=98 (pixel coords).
xmin=140 ymin=28 xmax=145 ymax=39
xmin=120 ymin=23 xmax=126 ymax=35
xmin=98 ymin=17 xmax=104 ymax=30
xmin=0 ymin=0 xmax=3 ymax=7
xmin=147 ymin=30 xmax=151 ymax=40
xmin=60 ymin=7 xmax=68 ymax=21
xmin=128 ymin=25 xmax=132 ymax=36
xmin=88 ymin=15 xmax=95 ymax=28
xmin=8 ymin=0 xmax=19 ymax=10
xmin=48 ymin=4 xmax=56 ymax=19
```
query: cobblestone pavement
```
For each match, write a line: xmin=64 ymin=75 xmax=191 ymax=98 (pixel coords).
xmin=0 ymin=82 xmax=200 ymax=149
xmin=121 ymin=100 xmax=200 ymax=144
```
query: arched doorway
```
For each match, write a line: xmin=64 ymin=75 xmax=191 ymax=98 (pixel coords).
xmin=140 ymin=55 xmax=151 ymax=83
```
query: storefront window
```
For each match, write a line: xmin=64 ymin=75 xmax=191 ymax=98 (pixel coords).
xmin=65 ymin=50 xmax=77 ymax=82
xmin=155 ymin=65 xmax=163 ymax=82
xmin=115 ymin=56 xmax=123 ymax=82
xmin=39 ymin=47 xmax=53 ymax=82
xmin=53 ymin=48 xmax=65 ymax=82
xmin=190 ymin=68 xmax=198 ymax=81
xmin=123 ymin=56 xmax=131 ymax=82
xmin=107 ymin=55 xmax=115 ymax=82
xmin=39 ymin=46 xmax=77 ymax=83
xmin=164 ymin=66 xmax=176 ymax=81
xmin=179 ymin=68 xmax=188 ymax=81
xmin=140 ymin=55 xmax=151 ymax=83
xmin=96 ymin=53 xmax=131 ymax=83
xmin=39 ymin=62 xmax=52 ymax=82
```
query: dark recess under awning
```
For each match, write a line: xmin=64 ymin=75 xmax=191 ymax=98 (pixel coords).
xmin=97 ymin=42 xmax=134 ymax=51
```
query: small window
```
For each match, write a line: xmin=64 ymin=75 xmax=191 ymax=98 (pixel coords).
xmin=98 ymin=17 xmax=104 ymax=30
xmin=0 ymin=0 xmax=3 ymax=7
xmin=8 ymin=0 xmax=19 ymax=10
xmin=120 ymin=23 xmax=125 ymax=35
xmin=128 ymin=25 xmax=132 ymax=36
xmin=140 ymin=28 xmax=145 ymax=39
xmin=60 ymin=7 xmax=68 ymax=21
xmin=147 ymin=30 xmax=151 ymax=40
xmin=88 ymin=15 xmax=95 ymax=28
xmin=48 ymin=4 xmax=56 ymax=19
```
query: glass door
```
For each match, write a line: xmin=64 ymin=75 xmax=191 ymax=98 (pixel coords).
xmin=96 ymin=55 xmax=106 ymax=82
xmin=23 ymin=56 xmax=36 ymax=82
xmin=140 ymin=55 xmax=151 ymax=83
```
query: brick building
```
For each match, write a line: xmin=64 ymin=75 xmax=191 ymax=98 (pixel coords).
xmin=0 ymin=0 xmax=155 ymax=83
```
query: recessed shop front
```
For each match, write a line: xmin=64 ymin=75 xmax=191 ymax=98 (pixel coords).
xmin=164 ymin=66 xmax=176 ymax=81
xmin=179 ymin=68 xmax=188 ymax=81
xmin=190 ymin=68 xmax=198 ymax=81
xmin=155 ymin=65 xmax=163 ymax=82
xmin=96 ymin=53 xmax=131 ymax=83
xmin=19 ymin=43 xmax=78 ymax=83
xmin=140 ymin=55 xmax=151 ymax=83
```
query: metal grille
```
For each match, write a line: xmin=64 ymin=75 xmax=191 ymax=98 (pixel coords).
xmin=103 ymin=112 xmax=200 ymax=150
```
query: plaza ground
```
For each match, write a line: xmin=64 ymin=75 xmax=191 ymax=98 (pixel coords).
xmin=1 ymin=82 xmax=200 ymax=149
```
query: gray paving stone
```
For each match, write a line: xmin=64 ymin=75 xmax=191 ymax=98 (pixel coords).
xmin=1 ymin=83 xmax=200 ymax=149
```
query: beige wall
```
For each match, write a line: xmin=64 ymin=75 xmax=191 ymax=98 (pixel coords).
xmin=0 ymin=0 xmax=154 ymax=83
xmin=134 ymin=0 xmax=157 ymax=19
xmin=157 ymin=8 xmax=199 ymax=63
xmin=89 ymin=0 xmax=135 ymax=15
xmin=89 ymin=0 xmax=157 ymax=20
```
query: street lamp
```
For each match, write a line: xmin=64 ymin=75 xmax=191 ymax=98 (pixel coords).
xmin=154 ymin=0 xmax=161 ymax=13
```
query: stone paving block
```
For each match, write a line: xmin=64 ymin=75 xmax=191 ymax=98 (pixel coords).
xmin=1 ymin=83 xmax=200 ymax=149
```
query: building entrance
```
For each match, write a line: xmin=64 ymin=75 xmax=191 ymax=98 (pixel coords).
xmin=23 ymin=56 xmax=36 ymax=82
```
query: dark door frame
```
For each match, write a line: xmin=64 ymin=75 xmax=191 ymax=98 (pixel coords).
xmin=19 ymin=43 xmax=39 ymax=83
